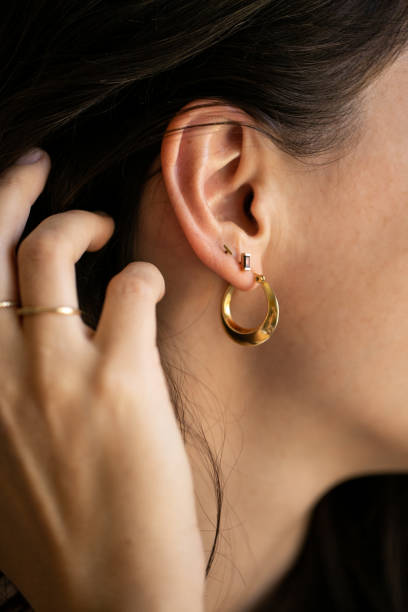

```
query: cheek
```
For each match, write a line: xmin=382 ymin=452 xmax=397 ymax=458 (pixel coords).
xmin=276 ymin=156 xmax=408 ymax=452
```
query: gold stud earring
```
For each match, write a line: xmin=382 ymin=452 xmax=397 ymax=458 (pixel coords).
xmin=221 ymin=245 xmax=279 ymax=346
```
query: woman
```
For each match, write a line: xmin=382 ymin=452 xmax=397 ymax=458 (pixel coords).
xmin=1 ymin=1 xmax=408 ymax=610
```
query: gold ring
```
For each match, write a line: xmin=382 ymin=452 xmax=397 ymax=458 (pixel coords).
xmin=16 ymin=306 xmax=83 ymax=316
xmin=0 ymin=300 xmax=19 ymax=308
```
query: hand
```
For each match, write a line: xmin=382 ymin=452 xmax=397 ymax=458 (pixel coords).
xmin=0 ymin=150 xmax=206 ymax=612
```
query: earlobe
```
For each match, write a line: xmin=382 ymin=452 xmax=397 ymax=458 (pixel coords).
xmin=160 ymin=98 xmax=271 ymax=292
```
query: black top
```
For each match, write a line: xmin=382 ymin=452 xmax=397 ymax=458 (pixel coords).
xmin=0 ymin=573 xmax=33 ymax=611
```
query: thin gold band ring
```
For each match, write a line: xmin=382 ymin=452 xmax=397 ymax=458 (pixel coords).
xmin=15 ymin=306 xmax=82 ymax=316
xmin=0 ymin=300 xmax=19 ymax=308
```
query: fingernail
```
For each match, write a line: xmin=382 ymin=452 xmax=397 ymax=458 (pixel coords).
xmin=16 ymin=148 xmax=44 ymax=165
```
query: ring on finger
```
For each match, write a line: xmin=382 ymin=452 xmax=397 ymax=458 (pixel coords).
xmin=16 ymin=305 xmax=83 ymax=316
xmin=0 ymin=300 xmax=19 ymax=308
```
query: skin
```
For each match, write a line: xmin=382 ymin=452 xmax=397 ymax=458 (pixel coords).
xmin=134 ymin=48 xmax=408 ymax=611
xmin=0 ymin=157 xmax=206 ymax=610
xmin=1 ymin=45 xmax=407 ymax=612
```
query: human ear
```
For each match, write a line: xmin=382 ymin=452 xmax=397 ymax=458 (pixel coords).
xmin=160 ymin=99 xmax=273 ymax=291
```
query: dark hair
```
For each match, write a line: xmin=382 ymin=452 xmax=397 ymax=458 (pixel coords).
xmin=1 ymin=2 xmax=408 ymax=610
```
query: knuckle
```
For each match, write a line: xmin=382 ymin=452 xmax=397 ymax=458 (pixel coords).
xmin=36 ymin=376 xmax=74 ymax=409
xmin=92 ymin=356 xmax=139 ymax=403
xmin=0 ymin=171 xmax=26 ymax=199
xmin=28 ymin=352 xmax=80 ymax=411
xmin=18 ymin=226 xmax=68 ymax=263
xmin=107 ymin=271 xmax=155 ymax=299
xmin=92 ymin=361 xmax=125 ymax=398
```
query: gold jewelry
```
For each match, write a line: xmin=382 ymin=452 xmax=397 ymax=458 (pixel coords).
xmin=221 ymin=247 xmax=279 ymax=346
xmin=16 ymin=305 xmax=82 ymax=316
xmin=0 ymin=300 xmax=19 ymax=308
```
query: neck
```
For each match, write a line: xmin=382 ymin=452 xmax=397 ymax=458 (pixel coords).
xmin=135 ymin=164 xmax=395 ymax=612
xmin=155 ymin=277 xmax=388 ymax=612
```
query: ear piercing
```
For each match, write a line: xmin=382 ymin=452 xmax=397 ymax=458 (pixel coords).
xmin=241 ymin=252 xmax=251 ymax=271
xmin=223 ymin=244 xmax=251 ymax=271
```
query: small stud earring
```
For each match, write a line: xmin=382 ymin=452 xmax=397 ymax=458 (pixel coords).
xmin=240 ymin=252 xmax=251 ymax=271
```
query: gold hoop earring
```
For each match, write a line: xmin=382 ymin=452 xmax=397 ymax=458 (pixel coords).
xmin=221 ymin=247 xmax=279 ymax=346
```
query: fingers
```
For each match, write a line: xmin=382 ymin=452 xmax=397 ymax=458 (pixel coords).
xmin=0 ymin=150 xmax=51 ymax=303
xmin=17 ymin=210 xmax=115 ymax=343
xmin=94 ymin=261 xmax=166 ymax=366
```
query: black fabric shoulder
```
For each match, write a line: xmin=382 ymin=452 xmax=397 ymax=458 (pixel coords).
xmin=0 ymin=573 xmax=33 ymax=611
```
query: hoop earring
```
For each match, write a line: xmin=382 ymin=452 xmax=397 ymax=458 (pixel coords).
xmin=221 ymin=246 xmax=279 ymax=346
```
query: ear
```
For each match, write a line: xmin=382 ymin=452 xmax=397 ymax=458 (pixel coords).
xmin=160 ymin=99 xmax=274 ymax=291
